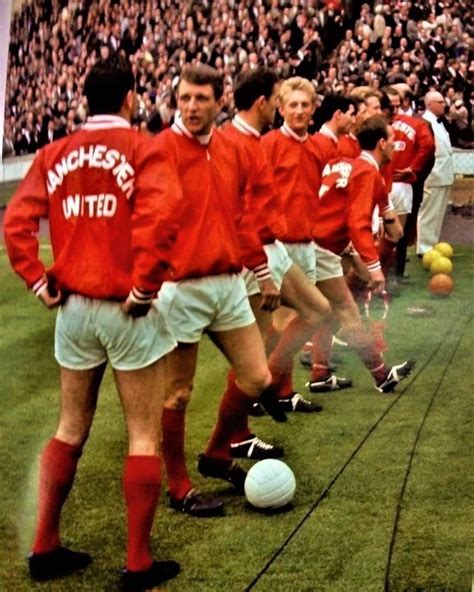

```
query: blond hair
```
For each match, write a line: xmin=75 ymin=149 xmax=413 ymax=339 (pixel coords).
xmin=280 ymin=77 xmax=317 ymax=105
xmin=350 ymin=86 xmax=382 ymax=100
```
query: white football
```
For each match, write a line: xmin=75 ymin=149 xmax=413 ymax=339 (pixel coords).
xmin=244 ymin=459 xmax=296 ymax=509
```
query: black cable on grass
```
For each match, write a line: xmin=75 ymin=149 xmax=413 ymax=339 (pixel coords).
xmin=383 ymin=314 xmax=472 ymax=592
xmin=245 ymin=319 xmax=462 ymax=592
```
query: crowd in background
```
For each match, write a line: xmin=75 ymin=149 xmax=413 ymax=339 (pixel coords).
xmin=3 ymin=0 xmax=474 ymax=158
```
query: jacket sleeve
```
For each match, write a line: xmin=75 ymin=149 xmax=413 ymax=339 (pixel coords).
xmin=130 ymin=135 xmax=184 ymax=297
xmin=256 ymin=138 xmax=287 ymax=244
xmin=3 ymin=152 xmax=49 ymax=293
xmin=410 ymin=120 xmax=436 ymax=180
xmin=233 ymin=143 xmax=270 ymax=275
xmin=346 ymin=168 xmax=381 ymax=272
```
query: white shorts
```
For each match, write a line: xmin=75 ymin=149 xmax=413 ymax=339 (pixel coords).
xmin=283 ymin=242 xmax=317 ymax=283
xmin=243 ymin=240 xmax=293 ymax=296
xmin=314 ymin=244 xmax=344 ymax=282
xmin=55 ymin=295 xmax=176 ymax=371
xmin=389 ymin=182 xmax=413 ymax=215
xmin=157 ymin=273 xmax=255 ymax=343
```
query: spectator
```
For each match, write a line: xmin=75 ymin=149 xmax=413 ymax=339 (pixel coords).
xmin=3 ymin=0 xmax=473 ymax=152
xmin=417 ymin=91 xmax=455 ymax=255
xmin=449 ymin=100 xmax=474 ymax=148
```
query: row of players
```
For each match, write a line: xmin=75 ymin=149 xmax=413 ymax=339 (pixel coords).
xmin=4 ymin=55 xmax=434 ymax=590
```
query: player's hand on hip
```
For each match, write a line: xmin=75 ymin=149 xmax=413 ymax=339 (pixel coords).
xmin=393 ymin=167 xmax=414 ymax=182
xmin=368 ymin=270 xmax=385 ymax=294
xmin=38 ymin=287 xmax=64 ymax=309
xmin=258 ymin=278 xmax=281 ymax=312
xmin=121 ymin=297 xmax=152 ymax=318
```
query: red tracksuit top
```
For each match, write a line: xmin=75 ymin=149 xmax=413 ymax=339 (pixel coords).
xmin=262 ymin=123 xmax=323 ymax=243
xmin=222 ymin=116 xmax=287 ymax=245
xmin=4 ymin=115 xmax=182 ymax=300
xmin=312 ymin=125 xmax=339 ymax=169
xmin=314 ymin=152 xmax=387 ymax=272
xmin=391 ymin=114 xmax=435 ymax=182
xmin=154 ymin=119 xmax=268 ymax=282
xmin=338 ymin=132 xmax=394 ymax=195
xmin=337 ymin=133 xmax=360 ymax=158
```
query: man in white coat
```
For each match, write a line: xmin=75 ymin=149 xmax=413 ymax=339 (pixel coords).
xmin=417 ymin=91 xmax=454 ymax=254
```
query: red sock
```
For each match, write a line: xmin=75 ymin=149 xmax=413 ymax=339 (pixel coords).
xmin=205 ymin=379 xmax=254 ymax=461
xmin=161 ymin=408 xmax=192 ymax=501
xmin=268 ymin=317 xmax=314 ymax=390
xmin=32 ymin=438 xmax=82 ymax=554
xmin=341 ymin=325 xmax=386 ymax=383
xmin=123 ymin=455 xmax=161 ymax=572
xmin=221 ymin=370 xmax=253 ymax=443
xmin=276 ymin=363 xmax=294 ymax=399
xmin=310 ymin=321 xmax=334 ymax=381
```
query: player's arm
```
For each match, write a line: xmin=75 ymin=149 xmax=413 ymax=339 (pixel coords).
xmin=382 ymin=209 xmax=403 ymax=243
xmin=347 ymin=170 xmax=384 ymax=292
xmin=379 ymin=187 xmax=403 ymax=243
xmin=410 ymin=120 xmax=436 ymax=180
xmin=124 ymin=135 xmax=184 ymax=317
xmin=237 ymin=143 xmax=281 ymax=311
xmin=3 ymin=152 xmax=63 ymax=308
xmin=392 ymin=166 xmax=416 ymax=182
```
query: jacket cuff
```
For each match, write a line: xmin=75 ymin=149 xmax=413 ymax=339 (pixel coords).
xmin=367 ymin=260 xmax=381 ymax=273
xmin=252 ymin=263 xmax=272 ymax=282
xmin=129 ymin=286 xmax=155 ymax=304
xmin=32 ymin=276 xmax=48 ymax=297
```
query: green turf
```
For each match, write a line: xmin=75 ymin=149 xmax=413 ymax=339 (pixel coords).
xmin=0 ymin=181 xmax=19 ymax=208
xmin=0 ymin=244 xmax=472 ymax=592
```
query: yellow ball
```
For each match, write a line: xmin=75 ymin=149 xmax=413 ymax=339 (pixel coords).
xmin=434 ymin=242 xmax=454 ymax=258
xmin=430 ymin=256 xmax=453 ymax=275
xmin=422 ymin=249 xmax=442 ymax=270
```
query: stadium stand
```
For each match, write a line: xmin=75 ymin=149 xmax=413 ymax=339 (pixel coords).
xmin=3 ymin=0 xmax=473 ymax=156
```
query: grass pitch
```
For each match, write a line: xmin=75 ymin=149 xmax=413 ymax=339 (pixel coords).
xmin=0 ymin=241 xmax=472 ymax=592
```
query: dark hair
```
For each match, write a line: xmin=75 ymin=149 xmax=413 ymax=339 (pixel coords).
xmin=233 ymin=68 xmax=279 ymax=110
xmin=84 ymin=54 xmax=135 ymax=115
xmin=353 ymin=96 xmax=366 ymax=114
xmin=356 ymin=115 xmax=389 ymax=150
xmin=314 ymin=94 xmax=355 ymax=128
xmin=179 ymin=65 xmax=224 ymax=100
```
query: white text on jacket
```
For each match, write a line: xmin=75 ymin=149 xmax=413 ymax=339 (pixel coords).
xmin=62 ymin=194 xmax=117 ymax=219
xmin=46 ymin=145 xmax=135 ymax=198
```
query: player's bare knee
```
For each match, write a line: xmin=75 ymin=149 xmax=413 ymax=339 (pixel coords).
xmin=300 ymin=299 xmax=331 ymax=326
xmin=164 ymin=384 xmax=192 ymax=409
xmin=237 ymin=368 xmax=271 ymax=398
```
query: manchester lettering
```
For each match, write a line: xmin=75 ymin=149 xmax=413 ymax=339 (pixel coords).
xmin=62 ymin=193 xmax=118 ymax=219
xmin=47 ymin=145 xmax=135 ymax=198
xmin=392 ymin=120 xmax=416 ymax=141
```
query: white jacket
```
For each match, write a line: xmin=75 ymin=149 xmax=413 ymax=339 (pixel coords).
xmin=422 ymin=110 xmax=454 ymax=187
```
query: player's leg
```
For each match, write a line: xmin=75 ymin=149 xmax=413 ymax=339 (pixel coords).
xmin=199 ymin=322 xmax=273 ymax=490
xmin=314 ymin=276 xmax=414 ymax=392
xmin=158 ymin=278 xmax=238 ymax=516
xmin=266 ymin=262 xmax=330 ymax=409
xmin=161 ymin=342 xmax=224 ymax=516
xmin=114 ymin=359 xmax=180 ymax=587
xmin=29 ymin=363 xmax=106 ymax=580
xmin=162 ymin=342 xmax=197 ymax=503
xmin=269 ymin=305 xmax=298 ymax=394
xmin=219 ymin=276 xmax=286 ymax=452
xmin=307 ymin=247 xmax=354 ymax=392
